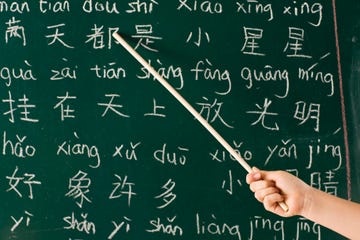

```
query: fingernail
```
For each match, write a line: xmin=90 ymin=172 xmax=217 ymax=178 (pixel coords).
xmin=252 ymin=167 xmax=260 ymax=172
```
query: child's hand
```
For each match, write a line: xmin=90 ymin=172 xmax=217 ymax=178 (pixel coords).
xmin=246 ymin=168 xmax=311 ymax=217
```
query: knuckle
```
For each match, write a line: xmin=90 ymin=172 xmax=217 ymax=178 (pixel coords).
xmin=254 ymin=192 xmax=262 ymax=202
xmin=263 ymin=196 xmax=274 ymax=211
xmin=254 ymin=191 xmax=266 ymax=202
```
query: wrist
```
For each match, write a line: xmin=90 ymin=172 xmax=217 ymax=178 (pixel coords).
xmin=299 ymin=185 xmax=317 ymax=219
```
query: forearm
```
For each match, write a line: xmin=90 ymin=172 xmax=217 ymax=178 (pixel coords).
xmin=303 ymin=188 xmax=360 ymax=240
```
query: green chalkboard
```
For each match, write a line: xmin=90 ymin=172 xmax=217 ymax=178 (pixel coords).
xmin=0 ymin=0 xmax=355 ymax=239
xmin=342 ymin=0 xmax=360 ymax=202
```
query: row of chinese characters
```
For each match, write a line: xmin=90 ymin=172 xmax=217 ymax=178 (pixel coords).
xmin=3 ymin=17 xmax=322 ymax=57
xmin=1 ymin=92 xmax=321 ymax=131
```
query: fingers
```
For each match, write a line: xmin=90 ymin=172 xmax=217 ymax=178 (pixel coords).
xmin=254 ymin=186 xmax=280 ymax=202
xmin=249 ymin=179 xmax=286 ymax=214
xmin=246 ymin=168 xmax=286 ymax=213
xmin=247 ymin=170 xmax=280 ymax=202
xmin=246 ymin=167 xmax=262 ymax=184
xmin=249 ymin=178 xmax=274 ymax=193
xmin=263 ymin=192 xmax=285 ymax=212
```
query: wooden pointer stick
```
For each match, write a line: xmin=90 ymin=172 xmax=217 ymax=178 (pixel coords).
xmin=112 ymin=32 xmax=289 ymax=212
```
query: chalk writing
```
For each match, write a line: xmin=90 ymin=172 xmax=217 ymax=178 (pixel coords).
xmin=0 ymin=1 xmax=30 ymax=13
xmin=2 ymin=131 xmax=36 ymax=158
xmin=236 ymin=1 xmax=274 ymax=21
xmin=11 ymin=211 xmax=33 ymax=232
xmin=146 ymin=215 xmax=183 ymax=236
xmin=153 ymin=143 xmax=189 ymax=166
xmin=82 ymin=0 xmax=120 ymax=14
xmin=0 ymin=60 xmax=37 ymax=87
xmin=241 ymin=65 xmax=289 ymax=98
xmin=50 ymin=58 xmax=78 ymax=81
xmin=57 ymin=132 xmax=101 ymax=168
xmin=177 ymin=0 xmax=223 ymax=14
xmin=109 ymin=174 xmax=137 ymax=206
xmin=248 ymin=215 xmax=284 ymax=240
xmin=108 ymin=216 xmax=132 ymax=239
xmin=39 ymin=0 xmax=70 ymax=13
xmin=191 ymin=58 xmax=232 ymax=95
xmin=126 ymin=0 xmax=159 ymax=14
xmin=65 ymin=170 xmax=92 ymax=208
xmin=5 ymin=17 xmax=26 ymax=46
xmin=6 ymin=166 xmax=41 ymax=199
xmin=63 ymin=212 xmax=96 ymax=235
xmin=196 ymin=213 xmax=242 ymax=240
xmin=137 ymin=59 xmax=184 ymax=90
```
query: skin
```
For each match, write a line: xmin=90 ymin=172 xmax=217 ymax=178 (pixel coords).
xmin=246 ymin=167 xmax=360 ymax=240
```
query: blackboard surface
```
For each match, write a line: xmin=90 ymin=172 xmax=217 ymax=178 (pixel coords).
xmin=343 ymin=0 xmax=360 ymax=202
xmin=0 ymin=1 xmax=356 ymax=239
